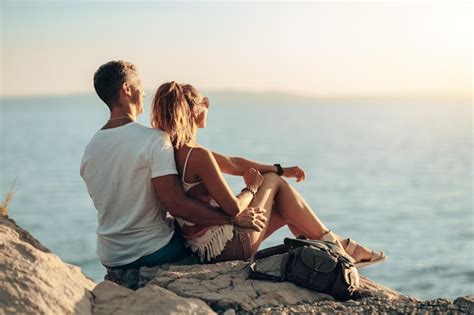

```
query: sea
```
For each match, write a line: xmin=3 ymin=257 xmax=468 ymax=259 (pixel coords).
xmin=1 ymin=92 xmax=472 ymax=300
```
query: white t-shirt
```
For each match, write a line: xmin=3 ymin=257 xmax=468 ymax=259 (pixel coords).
xmin=80 ymin=122 xmax=177 ymax=267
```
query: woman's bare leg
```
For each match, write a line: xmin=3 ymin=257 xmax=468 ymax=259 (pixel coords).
xmin=269 ymin=173 xmax=330 ymax=239
xmin=263 ymin=210 xmax=305 ymax=241
xmin=262 ymin=209 xmax=284 ymax=240
xmin=244 ymin=173 xmax=329 ymax=246
xmin=219 ymin=174 xmax=301 ymax=260
xmin=270 ymin=174 xmax=376 ymax=261
xmin=243 ymin=173 xmax=307 ymax=253
xmin=244 ymin=173 xmax=376 ymax=262
xmin=244 ymin=173 xmax=280 ymax=253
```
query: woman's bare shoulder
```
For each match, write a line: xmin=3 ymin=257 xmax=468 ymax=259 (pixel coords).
xmin=190 ymin=146 xmax=213 ymax=164
xmin=185 ymin=146 xmax=216 ymax=181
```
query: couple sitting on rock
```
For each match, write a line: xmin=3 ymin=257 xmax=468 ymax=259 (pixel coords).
xmin=80 ymin=60 xmax=386 ymax=272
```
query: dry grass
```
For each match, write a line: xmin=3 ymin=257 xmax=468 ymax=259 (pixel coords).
xmin=0 ymin=190 xmax=14 ymax=216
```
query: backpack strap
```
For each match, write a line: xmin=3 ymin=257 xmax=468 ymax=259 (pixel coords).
xmin=247 ymin=243 xmax=288 ymax=282
xmin=284 ymin=238 xmax=355 ymax=267
xmin=285 ymin=238 xmax=335 ymax=252
xmin=253 ymin=243 xmax=288 ymax=260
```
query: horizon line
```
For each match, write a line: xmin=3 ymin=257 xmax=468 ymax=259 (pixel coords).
xmin=0 ymin=88 xmax=471 ymax=103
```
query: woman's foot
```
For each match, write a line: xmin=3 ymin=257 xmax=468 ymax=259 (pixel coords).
xmin=322 ymin=230 xmax=386 ymax=268
xmin=340 ymin=238 xmax=386 ymax=268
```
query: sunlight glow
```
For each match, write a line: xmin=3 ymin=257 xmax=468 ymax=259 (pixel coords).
xmin=1 ymin=1 xmax=471 ymax=99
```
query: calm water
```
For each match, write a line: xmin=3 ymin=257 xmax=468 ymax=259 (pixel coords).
xmin=1 ymin=93 xmax=472 ymax=300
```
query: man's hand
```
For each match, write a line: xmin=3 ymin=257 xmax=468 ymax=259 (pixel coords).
xmin=186 ymin=183 xmax=212 ymax=203
xmin=234 ymin=207 xmax=266 ymax=231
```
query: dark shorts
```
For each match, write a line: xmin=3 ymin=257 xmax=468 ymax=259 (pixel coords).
xmin=107 ymin=231 xmax=191 ymax=270
xmin=213 ymin=226 xmax=253 ymax=262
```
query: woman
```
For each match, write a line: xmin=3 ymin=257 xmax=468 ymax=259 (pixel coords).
xmin=151 ymin=81 xmax=386 ymax=267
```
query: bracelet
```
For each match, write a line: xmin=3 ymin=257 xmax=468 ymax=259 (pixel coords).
xmin=241 ymin=187 xmax=257 ymax=197
xmin=273 ymin=163 xmax=283 ymax=176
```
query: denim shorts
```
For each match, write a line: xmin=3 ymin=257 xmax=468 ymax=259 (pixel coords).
xmin=109 ymin=231 xmax=191 ymax=270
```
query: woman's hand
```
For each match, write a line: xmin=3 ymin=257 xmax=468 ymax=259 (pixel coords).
xmin=282 ymin=166 xmax=306 ymax=182
xmin=234 ymin=206 xmax=266 ymax=231
xmin=243 ymin=168 xmax=264 ymax=190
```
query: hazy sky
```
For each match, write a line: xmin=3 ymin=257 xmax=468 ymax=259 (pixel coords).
xmin=1 ymin=1 xmax=472 ymax=98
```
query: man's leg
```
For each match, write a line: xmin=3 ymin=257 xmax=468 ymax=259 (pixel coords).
xmin=116 ymin=231 xmax=191 ymax=269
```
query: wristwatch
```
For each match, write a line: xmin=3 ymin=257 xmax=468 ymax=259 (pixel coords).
xmin=273 ymin=163 xmax=283 ymax=176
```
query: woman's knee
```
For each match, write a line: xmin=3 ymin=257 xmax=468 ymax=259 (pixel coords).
xmin=263 ymin=172 xmax=282 ymax=183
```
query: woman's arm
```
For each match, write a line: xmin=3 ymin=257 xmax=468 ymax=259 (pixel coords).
xmin=152 ymin=174 xmax=265 ymax=230
xmin=212 ymin=151 xmax=306 ymax=182
xmin=212 ymin=151 xmax=276 ymax=175
xmin=191 ymin=147 xmax=263 ymax=217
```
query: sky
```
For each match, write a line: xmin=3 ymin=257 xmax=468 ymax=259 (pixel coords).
xmin=0 ymin=1 xmax=472 ymax=99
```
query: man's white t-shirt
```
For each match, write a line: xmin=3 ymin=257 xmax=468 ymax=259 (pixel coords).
xmin=80 ymin=122 xmax=177 ymax=267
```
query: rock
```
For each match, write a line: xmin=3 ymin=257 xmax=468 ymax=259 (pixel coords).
xmin=104 ymin=255 xmax=200 ymax=290
xmin=2 ymin=214 xmax=473 ymax=315
xmin=133 ymin=254 xmax=473 ymax=314
xmin=0 ymin=215 xmax=95 ymax=314
xmin=454 ymin=296 xmax=474 ymax=313
xmin=222 ymin=308 xmax=236 ymax=315
xmin=92 ymin=281 xmax=214 ymax=315
xmin=137 ymin=255 xmax=412 ymax=313
xmin=104 ymin=268 xmax=140 ymax=290
xmin=141 ymin=260 xmax=331 ymax=312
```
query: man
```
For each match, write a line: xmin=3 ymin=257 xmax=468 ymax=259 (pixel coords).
xmin=80 ymin=60 xmax=265 ymax=269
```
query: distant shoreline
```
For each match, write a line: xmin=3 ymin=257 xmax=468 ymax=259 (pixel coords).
xmin=1 ymin=90 xmax=471 ymax=104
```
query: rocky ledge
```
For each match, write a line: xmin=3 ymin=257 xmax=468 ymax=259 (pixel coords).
xmin=1 ymin=214 xmax=473 ymax=314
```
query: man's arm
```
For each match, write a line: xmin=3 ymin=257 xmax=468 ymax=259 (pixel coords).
xmin=152 ymin=175 xmax=266 ymax=230
xmin=152 ymin=174 xmax=231 ymax=226
xmin=148 ymin=135 xmax=265 ymax=227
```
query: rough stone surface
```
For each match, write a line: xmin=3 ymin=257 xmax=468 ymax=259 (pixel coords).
xmin=133 ymin=254 xmax=472 ymax=314
xmin=0 ymin=215 xmax=95 ymax=315
xmin=104 ymin=268 xmax=140 ymax=290
xmin=136 ymin=255 xmax=414 ymax=313
xmin=141 ymin=260 xmax=330 ymax=312
xmin=254 ymin=297 xmax=468 ymax=314
xmin=92 ymin=281 xmax=215 ymax=315
xmin=454 ymin=296 xmax=474 ymax=313
xmin=2 ymin=214 xmax=473 ymax=315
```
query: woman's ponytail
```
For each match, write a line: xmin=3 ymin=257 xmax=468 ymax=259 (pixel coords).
xmin=151 ymin=81 xmax=194 ymax=148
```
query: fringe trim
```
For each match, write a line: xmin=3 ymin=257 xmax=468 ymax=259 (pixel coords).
xmin=186 ymin=224 xmax=234 ymax=262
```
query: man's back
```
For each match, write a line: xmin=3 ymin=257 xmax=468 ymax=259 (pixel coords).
xmin=80 ymin=122 xmax=178 ymax=267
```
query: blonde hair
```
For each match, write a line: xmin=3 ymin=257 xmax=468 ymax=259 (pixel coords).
xmin=151 ymin=81 xmax=202 ymax=149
